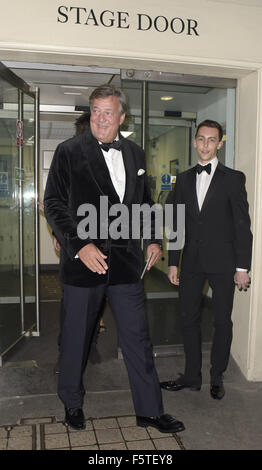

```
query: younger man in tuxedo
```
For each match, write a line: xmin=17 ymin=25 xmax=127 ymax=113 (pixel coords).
xmin=161 ymin=120 xmax=252 ymax=400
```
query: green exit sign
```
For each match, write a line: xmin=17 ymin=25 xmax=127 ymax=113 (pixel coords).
xmin=15 ymin=167 xmax=25 ymax=181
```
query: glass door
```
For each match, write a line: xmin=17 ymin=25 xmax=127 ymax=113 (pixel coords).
xmin=0 ymin=64 xmax=39 ymax=365
xmin=121 ymin=71 xmax=236 ymax=355
xmin=23 ymin=93 xmax=37 ymax=333
xmin=0 ymin=78 xmax=21 ymax=361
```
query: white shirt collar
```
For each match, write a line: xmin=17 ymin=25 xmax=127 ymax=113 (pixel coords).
xmin=98 ymin=134 xmax=119 ymax=145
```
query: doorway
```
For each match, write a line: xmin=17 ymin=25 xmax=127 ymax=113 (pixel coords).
xmin=1 ymin=61 xmax=236 ymax=356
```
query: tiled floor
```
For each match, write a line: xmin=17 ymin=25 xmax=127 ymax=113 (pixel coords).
xmin=0 ymin=415 xmax=184 ymax=451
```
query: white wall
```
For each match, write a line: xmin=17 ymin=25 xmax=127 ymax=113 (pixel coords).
xmin=232 ymin=71 xmax=262 ymax=381
xmin=197 ymin=89 xmax=227 ymax=128
xmin=191 ymin=89 xmax=228 ymax=166
xmin=1 ymin=1 xmax=262 ymax=74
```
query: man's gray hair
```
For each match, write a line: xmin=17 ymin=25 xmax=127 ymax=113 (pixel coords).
xmin=89 ymin=84 xmax=128 ymax=116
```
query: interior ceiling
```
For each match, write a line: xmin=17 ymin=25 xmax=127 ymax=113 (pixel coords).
xmin=3 ymin=61 xmax=212 ymax=108
xmin=1 ymin=61 xmax=215 ymax=141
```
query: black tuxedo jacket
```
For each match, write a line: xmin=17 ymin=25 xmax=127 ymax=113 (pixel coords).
xmin=44 ymin=129 xmax=158 ymax=287
xmin=168 ymin=162 xmax=252 ymax=273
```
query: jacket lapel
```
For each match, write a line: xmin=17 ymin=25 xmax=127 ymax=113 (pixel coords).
xmin=80 ymin=129 xmax=120 ymax=206
xmin=187 ymin=167 xmax=200 ymax=215
xmin=200 ymin=162 xmax=226 ymax=213
xmin=121 ymin=137 xmax=136 ymax=206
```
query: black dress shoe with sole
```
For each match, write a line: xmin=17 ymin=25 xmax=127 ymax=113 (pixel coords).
xmin=160 ymin=380 xmax=201 ymax=392
xmin=210 ymin=384 xmax=225 ymax=400
xmin=136 ymin=414 xmax=185 ymax=433
xmin=64 ymin=408 xmax=86 ymax=430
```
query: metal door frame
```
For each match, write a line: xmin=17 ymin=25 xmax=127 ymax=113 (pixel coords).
xmin=0 ymin=62 xmax=40 ymax=365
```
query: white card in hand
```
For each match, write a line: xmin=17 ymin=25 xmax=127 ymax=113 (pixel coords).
xmin=140 ymin=252 xmax=153 ymax=279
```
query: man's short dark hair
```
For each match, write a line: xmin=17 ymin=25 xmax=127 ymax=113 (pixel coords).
xmin=75 ymin=111 xmax=90 ymax=136
xmin=195 ymin=120 xmax=223 ymax=142
xmin=89 ymin=84 xmax=128 ymax=116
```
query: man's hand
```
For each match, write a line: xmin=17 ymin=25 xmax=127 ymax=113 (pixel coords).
xmin=38 ymin=197 xmax=44 ymax=213
xmin=146 ymin=244 xmax=162 ymax=270
xmin=53 ymin=237 xmax=61 ymax=252
xmin=168 ymin=266 xmax=179 ymax=286
xmin=78 ymin=243 xmax=108 ymax=275
xmin=234 ymin=271 xmax=251 ymax=291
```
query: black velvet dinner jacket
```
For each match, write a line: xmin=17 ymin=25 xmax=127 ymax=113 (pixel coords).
xmin=44 ymin=129 xmax=158 ymax=287
xmin=168 ymin=162 xmax=253 ymax=273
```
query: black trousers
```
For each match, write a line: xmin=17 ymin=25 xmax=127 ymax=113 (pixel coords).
xmin=179 ymin=270 xmax=235 ymax=387
xmin=58 ymin=281 xmax=163 ymax=417
xmin=57 ymin=291 xmax=104 ymax=349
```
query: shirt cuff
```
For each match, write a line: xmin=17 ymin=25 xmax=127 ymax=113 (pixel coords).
xmin=236 ymin=268 xmax=247 ymax=272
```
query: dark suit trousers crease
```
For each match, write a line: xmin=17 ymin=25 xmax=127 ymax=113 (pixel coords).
xmin=58 ymin=282 xmax=163 ymax=417
xmin=179 ymin=269 xmax=235 ymax=386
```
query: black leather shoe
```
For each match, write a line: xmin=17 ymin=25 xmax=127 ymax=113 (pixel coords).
xmin=160 ymin=380 xmax=201 ymax=392
xmin=65 ymin=408 xmax=86 ymax=430
xmin=136 ymin=414 xmax=185 ymax=433
xmin=210 ymin=384 xmax=225 ymax=400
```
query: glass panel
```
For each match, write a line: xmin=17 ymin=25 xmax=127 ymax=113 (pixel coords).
xmin=141 ymin=81 xmax=231 ymax=352
xmin=145 ymin=117 xmax=192 ymax=349
xmin=120 ymin=78 xmax=233 ymax=353
xmin=147 ymin=121 xmax=190 ymax=287
xmin=141 ymin=82 xmax=192 ymax=297
xmin=120 ymin=80 xmax=142 ymax=146
xmin=0 ymin=77 xmax=21 ymax=356
xmin=23 ymin=93 xmax=36 ymax=332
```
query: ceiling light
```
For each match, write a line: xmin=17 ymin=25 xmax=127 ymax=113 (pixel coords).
xmin=63 ymin=92 xmax=82 ymax=96
xmin=61 ymin=85 xmax=89 ymax=90
xmin=161 ymin=96 xmax=174 ymax=101
xmin=40 ymin=105 xmax=75 ymax=112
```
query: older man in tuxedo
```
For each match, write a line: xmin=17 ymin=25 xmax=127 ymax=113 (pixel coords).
xmin=44 ymin=84 xmax=185 ymax=433
xmin=161 ymin=119 xmax=252 ymax=400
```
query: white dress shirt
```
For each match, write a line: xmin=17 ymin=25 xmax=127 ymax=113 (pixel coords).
xmin=196 ymin=156 xmax=218 ymax=211
xmin=196 ymin=156 xmax=246 ymax=272
xmin=100 ymin=138 xmax=126 ymax=203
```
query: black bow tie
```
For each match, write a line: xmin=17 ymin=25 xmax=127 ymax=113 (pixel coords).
xmin=196 ymin=163 xmax=211 ymax=175
xmin=100 ymin=140 xmax=122 ymax=152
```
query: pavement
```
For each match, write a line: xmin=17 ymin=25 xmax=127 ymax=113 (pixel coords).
xmin=0 ymin=414 xmax=184 ymax=451
xmin=0 ymin=351 xmax=261 ymax=451
xmin=0 ymin=299 xmax=262 ymax=451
